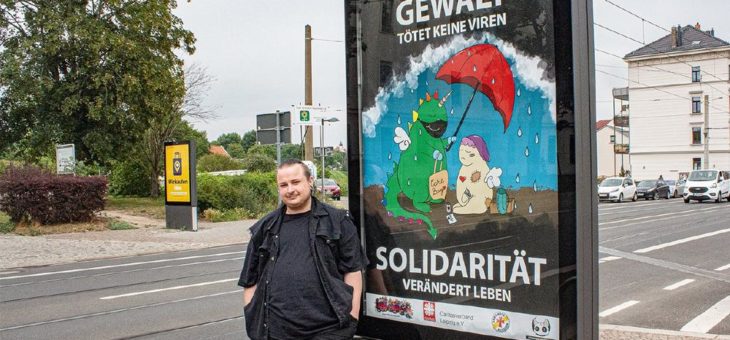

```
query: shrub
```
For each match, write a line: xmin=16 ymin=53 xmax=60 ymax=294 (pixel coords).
xmin=0 ymin=165 xmax=107 ymax=224
xmin=108 ymin=159 xmax=150 ymax=196
xmin=197 ymin=172 xmax=277 ymax=217
xmin=197 ymin=154 xmax=243 ymax=173
xmin=241 ymin=153 xmax=276 ymax=173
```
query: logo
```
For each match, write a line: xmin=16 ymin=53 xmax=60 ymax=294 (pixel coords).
xmin=491 ymin=312 xmax=510 ymax=333
xmin=172 ymin=152 xmax=183 ymax=176
xmin=532 ymin=318 xmax=550 ymax=336
xmin=423 ymin=301 xmax=436 ymax=322
xmin=300 ymin=110 xmax=310 ymax=122
xmin=374 ymin=297 xmax=413 ymax=319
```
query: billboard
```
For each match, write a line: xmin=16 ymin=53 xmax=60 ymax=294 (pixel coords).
xmin=346 ymin=1 xmax=596 ymax=339
xmin=164 ymin=142 xmax=192 ymax=204
xmin=55 ymin=144 xmax=75 ymax=175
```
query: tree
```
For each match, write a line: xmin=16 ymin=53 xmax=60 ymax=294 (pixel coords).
xmin=241 ymin=130 xmax=257 ymax=153
xmin=215 ymin=133 xmax=242 ymax=149
xmin=227 ymin=144 xmax=246 ymax=159
xmin=0 ymin=1 xmax=196 ymax=165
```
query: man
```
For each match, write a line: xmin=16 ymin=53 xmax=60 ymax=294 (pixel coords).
xmin=239 ymin=159 xmax=366 ymax=340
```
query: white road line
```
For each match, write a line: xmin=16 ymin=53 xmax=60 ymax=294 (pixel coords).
xmin=599 ymin=300 xmax=640 ymax=317
xmin=680 ymin=295 xmax=730 ymax=333
xmin=0 ymin=271 xmax=20 ymax=275
xmin=0 ymin=251 xmax=244 ymax=281
xmin=100 ymin=278 xmax=238 ymax=300
xmin=715 ymin=264 xmax=730 ymax=271
xmin=598 ymin=256 xmax=621 ymax=264
xmin=663 ymin=279 xmax=695 ymax=291
xmin=601 ymin=206 xmax=720 ymax=225
xmin=600 ymin=207 xmax=727 ymax=231
xmin=598 ymin=199 xmax=683 ymax=212
xmin=634 ymin=228 xmax=730 ymax=254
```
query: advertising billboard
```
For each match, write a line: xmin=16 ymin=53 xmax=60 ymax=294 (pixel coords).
xmin=164 ymin=142 xmax=192 ymax=204
xmin=346 ymin=1 xmax=597 ymax=339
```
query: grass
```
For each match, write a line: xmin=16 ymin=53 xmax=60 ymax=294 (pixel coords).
xmin=202 ymin=208 xmax=256 ymax=222
xmin=106 ymin=196 xmax=165 ymax=219
xmin=13 ymin=218 xmax=109 ymax=236
xmin=0 ymin=212 xmax=15 ymax=233
xmin=107 ymin=219 xmax=136 ymax=230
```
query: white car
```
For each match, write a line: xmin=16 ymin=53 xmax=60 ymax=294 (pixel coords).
xmin=683 ymin=170 xmax=730 ymax=203
xmin=598 ymin=177 xmax=637 ymax=203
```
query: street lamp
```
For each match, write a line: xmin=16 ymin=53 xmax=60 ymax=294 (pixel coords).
xmin=319 ymin=117 xmax=339 ymax=200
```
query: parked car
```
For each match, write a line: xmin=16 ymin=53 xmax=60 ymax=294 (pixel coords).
xmin=597 ymin=177 xmax=636 ymax=203
xmin=315 ymin=178 xmax=341 ymax=200
xmin=636 ymin=179 xmax=670 ymax=200
xmin=665 ymin=179 xmax=677 ymax=198
xmin=683 ymin=169 xmax=730 ymax=203
xmin=675 ymin=178 xmax=687 ymax=198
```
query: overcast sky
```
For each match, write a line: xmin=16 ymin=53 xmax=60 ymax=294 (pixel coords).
xmin=173 ymin=0 xmax=730 ymax=145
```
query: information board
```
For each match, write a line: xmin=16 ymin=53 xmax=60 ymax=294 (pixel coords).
xmin=164 ymin=142 xmax=192 ymax=204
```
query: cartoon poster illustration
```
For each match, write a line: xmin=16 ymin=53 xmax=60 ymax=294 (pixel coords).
xmin=357 ymin=1 xmax=560 ymax=339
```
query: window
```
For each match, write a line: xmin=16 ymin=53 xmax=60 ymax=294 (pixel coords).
xmin=610 ymin=135 xmax=615 ymax=143
xmin=692 ymin=97 xmax=702 ymax=113
xmin=692 ymin=127 xmax=702 ymax=144
xmin=692 ymin=66 xmax=701 ymax=82
xmin=380 ymin=0 xmax=393 ymax=33
xmin=692 ymin=158 xmax=702 ymax=170
xmin=379 ymin=61 xmax=393 ymax=87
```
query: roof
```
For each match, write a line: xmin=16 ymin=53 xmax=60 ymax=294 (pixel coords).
xmin=624 ymin=25 xmax=729 ymax=59
xmin=596 ymin=119 xmax=612 ymax=131
xmin=209 ymin=145 xmax=230 ymax=157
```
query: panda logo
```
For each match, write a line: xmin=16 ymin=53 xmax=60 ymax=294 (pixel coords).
xmin=532 ymin=318 xmax=550 ymax=336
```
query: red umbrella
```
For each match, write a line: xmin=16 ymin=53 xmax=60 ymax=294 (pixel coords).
xmin=436 ymin=44 xmax=515 ymax=133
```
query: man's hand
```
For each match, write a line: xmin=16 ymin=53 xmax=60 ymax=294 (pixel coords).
xmin=344 ymin=271 xmax=363 ymax=320
xmin=243 ymin=285 xmax=257 ymax=307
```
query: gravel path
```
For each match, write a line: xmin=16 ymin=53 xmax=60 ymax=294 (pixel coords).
xmin=0 ymin=211 xmax=255 ymax=270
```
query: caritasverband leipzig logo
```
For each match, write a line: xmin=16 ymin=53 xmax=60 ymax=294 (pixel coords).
xmin=423 ymin=301 xmax=436 ymax=322
xmin=491 ymin=312 xmax=510 ymax=333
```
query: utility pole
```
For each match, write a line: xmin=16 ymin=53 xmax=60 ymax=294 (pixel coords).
xmin=304 ymin=25 xmax=314 ymax=161
xmin=703 ymin=95 xmax=710 ymax=169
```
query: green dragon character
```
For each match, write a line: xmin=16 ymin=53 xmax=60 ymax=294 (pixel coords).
xmin=385 ymin=91 xmax=453 ymax=239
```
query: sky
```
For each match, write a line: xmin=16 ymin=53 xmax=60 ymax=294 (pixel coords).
xmin=173 ymin=0 xmax=730 ymax=146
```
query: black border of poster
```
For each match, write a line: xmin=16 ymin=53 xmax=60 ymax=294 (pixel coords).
xmin=163 ymin=140 xmax=198 ymax=206
xmin=344 ymin=1 xmax=598 ymax=339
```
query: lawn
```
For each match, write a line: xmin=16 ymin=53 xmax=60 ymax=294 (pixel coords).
xmin=106 ymin=196 xmax=166 ymax=219
xmin=0 ymin=212 xmax=14 ymax=233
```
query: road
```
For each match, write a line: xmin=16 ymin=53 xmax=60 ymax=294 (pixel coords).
xmin=1 ymin=198 xmax=728 ymax=339
xmin=599 ymin=197 xmax=730 ymax=334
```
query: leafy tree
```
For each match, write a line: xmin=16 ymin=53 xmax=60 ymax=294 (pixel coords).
xmin=215 ymin=133 xmax=242 ymax=149
xmin=227 ymin=144 xmax=246 ymax=159
xmin=171 ymin=121 xmax=210 ymax=160
xmin=241 ymin=130 xmax=257 ymax=153
xmin=241 ymin=154 xmax=276 ymax=173
xmin=197 ymin=154 xmax=243 ymax=173
xmin=0 ymin=1 xmax=196 ymax=165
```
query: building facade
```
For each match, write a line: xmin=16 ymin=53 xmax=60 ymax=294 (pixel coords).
xmin=596 ymin=119 xmax=630 ymax=178
xmin=624 ymin=24 xmax=730 ymax=180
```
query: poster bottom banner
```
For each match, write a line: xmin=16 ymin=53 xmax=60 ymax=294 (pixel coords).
xmin=365 ymin=293 xmax=559 ymax=340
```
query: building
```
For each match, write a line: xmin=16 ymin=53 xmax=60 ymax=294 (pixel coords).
xmin=596 ymin=119 xmax=630 ymax=178
xmin=623 ymin=24 xmax=730 ymax=180
xmin=209 ymin=145 xmax=230 ymax=158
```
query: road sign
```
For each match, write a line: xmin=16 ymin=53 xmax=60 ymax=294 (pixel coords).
xmin=291 ymin=105 xmax=330 ymax=125
xmin=256 ymin=111 xmax=291 ymax=145
xmin=314 ymin=146 xmax=334 ymax=157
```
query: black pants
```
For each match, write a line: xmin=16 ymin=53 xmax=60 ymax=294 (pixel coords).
xmin=309 ymin=317 xmax=358 ymax=340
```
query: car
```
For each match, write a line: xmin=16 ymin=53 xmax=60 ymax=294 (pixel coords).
xmin=665 ymin=179 xmax=677 ymax=198
xmin=675 ymin=178 xmax=687 ymax=198
xmin=597 ymin=177 xmax=637 ymax=203
xmin=683 ymin=169 xmax=730 ymax=203
xmin=315 ymin=178 xmax=341 ymax=200
xmin=636 ymin=179 xmax=670 ymax=200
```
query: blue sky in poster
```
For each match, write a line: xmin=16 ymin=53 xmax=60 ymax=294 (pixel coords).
xmin=363 ymin=37 xmax=557 ymax=192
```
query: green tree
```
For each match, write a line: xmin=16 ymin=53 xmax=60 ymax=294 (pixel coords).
xmin=215 ymin=133 xmax=242 ymax=149
xmin=197 ymin=154 xmax=243 ymax=173
xmin=241 ymin=130 xmax=257 ymax=153
xmin=0 ymin=1 xmax=195 ymax=165
xmin=227 ymin=144 xmax=246 ymax=159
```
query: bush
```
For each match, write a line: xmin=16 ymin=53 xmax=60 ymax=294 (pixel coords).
xmin=197 ymin=172 xmax=277 ymax=217
xmin=108 ymin=159 xmax=150 ymax=196
xmin=328 ymin=170 xmax=349 ymax=197
xmin=0 ymin=165 xmax=107 ymax=224
xmin=197 ymin=154 xmax=243 ymax=173
xmin=241 ymin=153 xmax=276 ymax=173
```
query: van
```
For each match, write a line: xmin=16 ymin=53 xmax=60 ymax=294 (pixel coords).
xmin=683 ymin=169 xmax=730 ymax=203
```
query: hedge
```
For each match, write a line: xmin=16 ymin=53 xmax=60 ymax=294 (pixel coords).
xmin=197 ymin=172 xmax=277 ymax=217
xmin=0 ymin=165 xmax=107 ymax=224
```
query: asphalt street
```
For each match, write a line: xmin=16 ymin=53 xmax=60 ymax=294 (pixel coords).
xmin=598 ymin=197 xmax=730 ymax=335
xmin=0 ymin=197 xmax=728 ymax=339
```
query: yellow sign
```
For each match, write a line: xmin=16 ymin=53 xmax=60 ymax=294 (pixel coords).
xmin=165 ymin=143 xmax=191 ymax=203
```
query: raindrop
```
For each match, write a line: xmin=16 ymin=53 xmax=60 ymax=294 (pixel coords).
xmin=414 ymin=155 xmax=418 ymax=161
xmin=491 ymin=78 xmax=495 ymax=84
xmin=407 ymin=179 xmax=411 ymax=186
xmin=397 ymin=116 xmax=401 ymax=125
xmin=419 ymin=129 xmax=422 ymax=136
xmin=524 ymin=147 xmax=530 ymax=157
xmin=528 ymin=204 xmax=534 ymax=214
xmin=517 ymin=89 xmax=521 ymax=97
xmin=450 ymin=108 xmax=455 ymax=116
xmin=514 ymin=202 xmax=518 ymax=209
xmin=527 ymin=105 xmax=532 ymax=115
xmin=426 ymin=81 xmax=429 ymax=87
xmin=515 ymin=173 xmax=520 ymax=183
xmin=388 ymin=152 xmax=392 ymax=160
xmin=533 ymin=181 xmax=538 ymax=192
xmin=517 ymin=128 xmax=523 ymax=137
xmin=535 ymin=133 xmax=539 ymax=144
xmin=411 ymin=88 xmax=415 ymax=93
xmin=473 ymin=65 xmax=477 ymax=72
xmin=467 ymin=50 xmax=471 ymax=57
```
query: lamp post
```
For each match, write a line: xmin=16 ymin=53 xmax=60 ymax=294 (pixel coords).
xmin=320 ymin=117 xmax=339 ymax=199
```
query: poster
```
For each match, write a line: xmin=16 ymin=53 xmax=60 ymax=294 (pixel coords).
xmin=357 ymin=1 xmax=560 ymax=339
xmin=165 ymin=143 xmax=191 ymax=204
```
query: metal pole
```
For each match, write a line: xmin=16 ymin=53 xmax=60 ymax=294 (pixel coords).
xmin=321 ymin=119 xmax=326 ymax=200
xmin=304 ymin=25 xmax=314 ymax=161
xmin=276 ymin=111 xmax=282 ymax=206
xmin=704 ymin=94 xmax=709 ymax=169
xmin=612 ymin=98 xmax=616 ymax=176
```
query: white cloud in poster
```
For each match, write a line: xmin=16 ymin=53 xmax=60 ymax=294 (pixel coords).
xmin=362 ymin=34 xmax=556 ymax=138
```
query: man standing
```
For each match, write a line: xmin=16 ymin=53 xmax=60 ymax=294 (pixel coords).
xmin=239 ymin=159 xmax=366 ymax=339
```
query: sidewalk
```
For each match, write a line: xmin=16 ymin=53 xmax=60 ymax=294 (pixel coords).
xmin=0 ymin=210 xmax=254 ymax=270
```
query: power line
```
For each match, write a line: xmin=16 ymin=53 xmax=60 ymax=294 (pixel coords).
xmin=602 ymin=0 xmax=669 ymax=33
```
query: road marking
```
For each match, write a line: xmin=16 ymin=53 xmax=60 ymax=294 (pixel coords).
xmin=0 ymin=290 xmax=241 ymax=332
xmin=0 ymin=251 xmax=244 ymax=281
xmin=634 ymin=228 xmax=730 ymax=254
xmin=600 ymin=207 xmax=727 ymax=231
xmin=0 ymin=271 xmax=20 ymax=275
xmin=601 ymin=206 xmax=720 ymax=225
xmin=599 ymin=300 xmax=640 ymax=317
xmin=598 ymin=256 xmax=621 ymax=264
xmin=100 ymin=278 xmax=237 ymax=300
xmin=680 ymin=295 xmax=730 ymax=333
xmin=598 ymin=199 xmax=683 ymax=212
xmin=663 ymin=279 xmax=695 ymax=291
xmin=715 ymin=264 xmax=730 ymax=271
